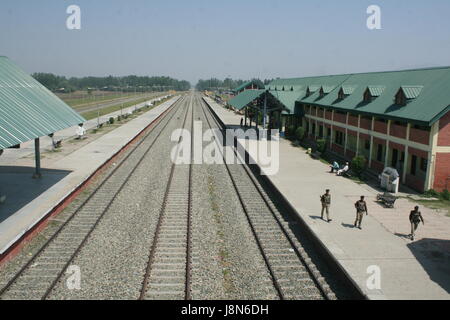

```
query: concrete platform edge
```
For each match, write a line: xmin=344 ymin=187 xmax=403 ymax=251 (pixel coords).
xmin=203 ymin=96 xmax=369 ymax=300
xmin=0 ymin=96 xmax=181 ymax=261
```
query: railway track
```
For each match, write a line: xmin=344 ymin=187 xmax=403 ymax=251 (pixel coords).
xmin=140 ymin=94 xmax=194 ymax=300
xmin=198 ymin=94 xmax=336 ymax=300
xmin=0 ymin=96 xmax=187 ymax=300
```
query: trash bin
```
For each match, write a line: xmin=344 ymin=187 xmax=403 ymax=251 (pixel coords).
xmin=379 ymin=167 xmax=400 ymax=193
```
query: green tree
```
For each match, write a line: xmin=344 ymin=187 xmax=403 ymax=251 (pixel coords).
xmin=351 ymin=156 xmax=367 ymax=177
xmin=295 ymin=127 xmax=305 ymax=141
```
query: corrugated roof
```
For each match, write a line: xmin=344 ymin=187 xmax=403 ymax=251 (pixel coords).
xmin=233 ymin=80 xmax=265 ymax=93
xmin=0 ymin=57 xmax=86 ymax=149
xmin=267 ymin=66 xmax=450 ymax=125
xmin=321 ymin=85 xmax=336 ymax=94
xmin=228 ymin=89 xmax=265 ymax=110
xmin=367 ymin=86 xmax=386 ymax=97
xmin=268 ymin=90 xmax=303 ymax=114
xmin=342 ymin=85 xmax=357 ymax=95
xmin=401 ymin=85 xmax=423 ymax=99
xmin=307 ymin=85 xmax=321 ymax=93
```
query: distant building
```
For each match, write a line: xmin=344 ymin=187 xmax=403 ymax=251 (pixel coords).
xmin=232 ymin=80 xmax=265 ymax=95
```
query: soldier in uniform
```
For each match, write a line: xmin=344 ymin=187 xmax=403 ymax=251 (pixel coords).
xmin=409 ymin=206 xmax=424 ymax=241
xmin=320 ymin=189 xmax=332 ymax=222
xmin=354 ymin=196 xmax=368 ymax=229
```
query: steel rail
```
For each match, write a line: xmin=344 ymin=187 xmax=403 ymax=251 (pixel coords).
xmin=139 ymin=94 xmax=194 ymax=300
xmin=199 ymin=95 xmax=331 ymax=300
xmin=0 ymin=95 xmax=186 ymax=300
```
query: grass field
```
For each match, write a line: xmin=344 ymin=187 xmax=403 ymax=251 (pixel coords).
xmin=411 ymin=198 xmax=450 ymax=217
xmin=80 ymin=94 xmax=168 ymax=120
xmin=62 ymin=93 xmax=153 ymax=110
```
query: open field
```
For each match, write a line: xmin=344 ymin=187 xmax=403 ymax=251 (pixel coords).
xmin=80 ymin=94 xmax=170 ymax=120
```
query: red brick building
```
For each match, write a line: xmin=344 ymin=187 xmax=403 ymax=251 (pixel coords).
xmin=266 ymin=67 xmax=450 ymax=193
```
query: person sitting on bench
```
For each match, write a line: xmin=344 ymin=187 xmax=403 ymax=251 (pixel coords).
xmin=330 ymin=161 xmax=340 ymax=173
xmin=337 ymin=162 xmax=349 ymax=176
xmin=48 ymin=133 xmax=62 ymax=149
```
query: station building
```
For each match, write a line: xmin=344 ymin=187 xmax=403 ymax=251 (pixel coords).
xmin=232 ymin=80 xmax=265 ymax=95
xmin=230 ymin=67 xmax=450 ymax=193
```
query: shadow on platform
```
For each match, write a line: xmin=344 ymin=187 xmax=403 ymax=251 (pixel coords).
xmin=0 ymin=166 xmax=71 ymax=224
xmin=407 ymin=238 xmax=450 ymax=294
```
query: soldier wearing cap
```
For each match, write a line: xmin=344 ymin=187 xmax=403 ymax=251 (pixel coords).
xmin=320 ymin=189 xmax=332 ymax=222
xmin=409 ymin=206 xmax=424 ymax=241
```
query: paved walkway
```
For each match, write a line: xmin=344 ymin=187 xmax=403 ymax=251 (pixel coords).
xmin=205 ymin=97 xmax=450 ymax=300
xmin=0 ymin=97 xmax=179 ymax=254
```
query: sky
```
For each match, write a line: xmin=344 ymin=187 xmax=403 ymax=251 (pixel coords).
xmin=1 ymin=0 xmax=450 ymax=85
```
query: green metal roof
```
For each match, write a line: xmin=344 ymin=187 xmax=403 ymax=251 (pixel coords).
xmin=267 ymin=66 xmax=450 ymax=125
xmin=268 ymin=90 xmax=302 ymax=114
xmin=307 ymin=85 xmax=321 ymax=93
xmin=342 ymin=85 xmax=357 ymax=95
xmin=0 ymin=57 xmax=86 ymax=149
xmin=321 ymin=85 xmax=336 ymax=94
xmin=401 ymin=85 xmax=423 ymax=99
xmin=228 ymin=89 xmax=265 ymax=110
xmin=233 ymin=80 xmax=265 ymax=93
xmin=367 ymin=86 xmax=386 ymax=97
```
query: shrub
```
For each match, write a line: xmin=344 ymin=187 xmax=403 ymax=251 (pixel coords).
xmin=109 ymin=117 xmax=115 ymax=125
xmin=286 ymin=125 xmax=296 ymax=138
xmin=442 ymin=189 xmax=450 ymax=201
xmin=423 ymin=189 xmax=440 ymax=198
xmin=351 ymin=155 xmax=367 ymax=177
xmin=295 ymin=127 xmax=305 ymax=141
xmin=117 ymin=115 xmax=122 ymax=122
xmin=316 ymin=139 xmax=327 ymax=153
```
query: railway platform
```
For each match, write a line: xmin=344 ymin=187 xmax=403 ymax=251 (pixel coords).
xmin=204 ymin=97 xmax=450 ymax=300
xmin=0 ymin=96 xmax=179 ymax=257
xmin=0 ymin=96 xmax=168 ymax=165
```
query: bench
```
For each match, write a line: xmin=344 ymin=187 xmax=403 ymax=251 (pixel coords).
xmin=376 ymin=192 xmax=397 ymax=208
xmin=343 ymin=170 xmax=353 ymax=178
xmin=311 ymin=151 xmax=321 ymax=159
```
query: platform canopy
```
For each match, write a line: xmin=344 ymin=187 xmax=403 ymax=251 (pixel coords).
xmin=232 ymin=80 xmax=265 ymax=94
xmin=0 ymin=56 xmax=85 ymax=149
xmin=268 ymin=90 xmax=303 ymax=114
xmin=228 ymin=89 xmax=265 ymax=110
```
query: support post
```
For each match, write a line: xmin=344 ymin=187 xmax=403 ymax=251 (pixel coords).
xmin=244 ymin=107 xmax=248 ymax=127
xmin=263 ymin=91 xmax=267 ymax=129
xmin=33 ymin=138 xmax=42 ymax=179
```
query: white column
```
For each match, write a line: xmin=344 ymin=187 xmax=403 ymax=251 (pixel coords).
xmin=425 ymin=121 xmax=440 ymax=190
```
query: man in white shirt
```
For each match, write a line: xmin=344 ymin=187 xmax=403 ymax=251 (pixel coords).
xmin=76 ymin=123 xmax=86 ymax=140
xmin=337 ymin=162 xmax=349 ymax=176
